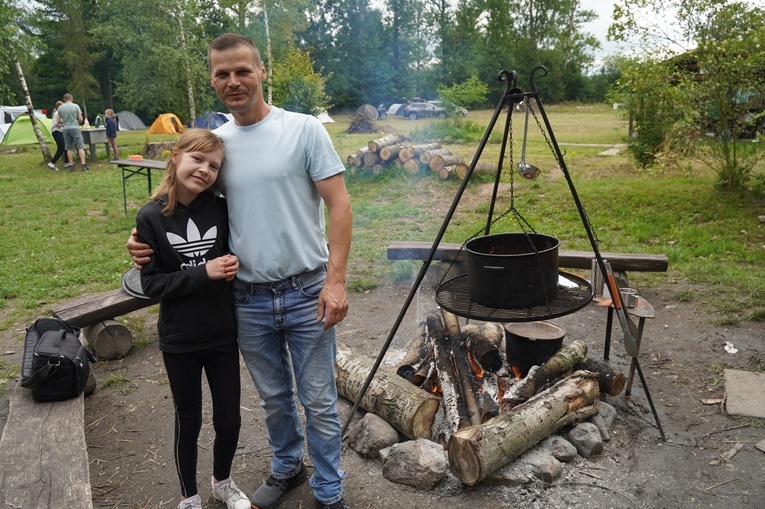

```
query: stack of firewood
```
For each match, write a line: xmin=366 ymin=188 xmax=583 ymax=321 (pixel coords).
xmin=335 ymin=308 xmax=626 ymax=486
xmin=346 ymin=134 xmax=469 ymax=179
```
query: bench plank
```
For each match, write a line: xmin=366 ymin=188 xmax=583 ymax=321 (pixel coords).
xmin=386 ymin=241 xmax=669 ymax=272
xmin=52 ymin=288 xmax=157 ymax=328
xmin=0 ymin=383 xmax=93 ymax=509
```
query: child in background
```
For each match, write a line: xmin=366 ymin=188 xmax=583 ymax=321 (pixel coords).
xmin=135 ymin=129 xmax=250 ymax=509
xmin=105 ymin=109 xmax=119 ymax=160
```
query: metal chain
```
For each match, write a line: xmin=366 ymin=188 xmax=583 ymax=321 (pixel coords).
xmin=529 ymin=104 xmax=601 ymax=248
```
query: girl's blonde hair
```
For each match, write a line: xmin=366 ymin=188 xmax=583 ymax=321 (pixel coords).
xmin=105 ymin=109 xmax=114 ymax=117
xmin=151 ymin=129 xmax=225 ymax=215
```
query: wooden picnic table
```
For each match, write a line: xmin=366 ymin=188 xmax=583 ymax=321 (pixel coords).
xmin=110 ymin=158 xmax=166 ymax=213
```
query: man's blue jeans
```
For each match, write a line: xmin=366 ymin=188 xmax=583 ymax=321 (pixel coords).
xmin=232 ymin=267 xmax=344 ymax=505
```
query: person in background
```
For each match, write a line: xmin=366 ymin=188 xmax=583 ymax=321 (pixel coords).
xmin=56 ymin=93 xmax=89 ymax=171
xmin=48 ymin=101 xmax=71 ymax=171
xmin=377 ymin=103 xmax=386 ymax=120
xmin=135 ymin=128 xmax=250 ymax=509
xmin=128 ymin=33 xmax=353 ymax=509
xmin=105 ymin=109 xmax=119 ymax=160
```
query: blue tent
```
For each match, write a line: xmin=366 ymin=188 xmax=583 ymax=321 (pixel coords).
xmin=195 ymin=111 xmax=229 ymax=129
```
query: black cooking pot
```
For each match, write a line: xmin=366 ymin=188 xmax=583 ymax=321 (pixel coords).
xmin=505 ymin=321 xmax=566 ymax=377
xmin=465 ymin=233 xmax=559 ymax=309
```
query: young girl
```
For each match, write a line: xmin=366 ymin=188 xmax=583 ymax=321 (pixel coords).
xmin=135 ymin=129 xmax=250 ymax=509
xmin=104 ymin=109 xmax=119 ymax=160
xmin=48 ymin=101 xmax=71 ymax=170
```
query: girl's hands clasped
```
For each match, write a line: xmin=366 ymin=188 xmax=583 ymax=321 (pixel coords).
xmin=206 ymin=254 xmax=239 ymax=281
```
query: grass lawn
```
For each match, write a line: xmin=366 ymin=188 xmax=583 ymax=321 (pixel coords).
xmin=1 ymin=104 xmax=763 ymax=335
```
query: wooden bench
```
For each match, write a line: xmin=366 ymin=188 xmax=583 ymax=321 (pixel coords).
xmin=387 ymin=241 xmax=669 ymax=273
xmin=52 ymin=288 xmax=158 ymax=359
xmin=0 ymin=382 xmax=93 ymax=508
xmin=387 ymin=241 xmax=668 ymax=289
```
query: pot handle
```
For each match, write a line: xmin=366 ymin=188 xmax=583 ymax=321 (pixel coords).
xmin=483 ymin=266 xmax=514 ymax=272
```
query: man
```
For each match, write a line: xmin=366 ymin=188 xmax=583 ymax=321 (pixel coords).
xmin=56 ymin=93 xmax=89 ymax=171
xmin=128 ymin=33 xmax=352 ymax=509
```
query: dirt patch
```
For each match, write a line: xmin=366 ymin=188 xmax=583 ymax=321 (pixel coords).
xmin=2 ymin=273 xmax=764 ymax=509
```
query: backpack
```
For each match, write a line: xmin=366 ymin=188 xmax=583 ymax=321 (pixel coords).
xmin=20 ymin=317 xmax=96 ymax=402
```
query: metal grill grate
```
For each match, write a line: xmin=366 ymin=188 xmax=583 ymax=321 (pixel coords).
xmin=435 ymin=272 xmax=592 ymax=322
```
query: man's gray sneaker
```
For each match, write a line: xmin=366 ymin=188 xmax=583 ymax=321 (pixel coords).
xmin=251 ymin=462 xmax=307 ymax=509
xmin=316 ymin=497 xmax=351 ymax=509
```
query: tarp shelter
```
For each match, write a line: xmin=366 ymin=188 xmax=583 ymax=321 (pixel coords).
xmin=195 ymin=111 xmax=229 ymax=129
xmin=148 ymin=113 xmax=185 ymax=134
xmin=116 ymin=110 xmax=147 ymax=130
xmin=1 ymin=115 xmax=53 ymax=145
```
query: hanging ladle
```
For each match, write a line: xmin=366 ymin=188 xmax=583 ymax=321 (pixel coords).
xmin=517 ymin=99 xmax=541 ymax=179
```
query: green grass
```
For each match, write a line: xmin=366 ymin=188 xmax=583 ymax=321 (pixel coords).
xmin=1 ymin=105 xmax=764 ymax=334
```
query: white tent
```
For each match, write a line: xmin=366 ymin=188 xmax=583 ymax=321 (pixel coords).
xmin=316 ymin=110 xmax=334 ymax=123
xmin=1 ymin=106 xmax=46 ymax=124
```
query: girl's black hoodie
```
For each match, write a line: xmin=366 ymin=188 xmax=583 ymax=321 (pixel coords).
xmin=136 ymin=193 xmax=236 ymax=354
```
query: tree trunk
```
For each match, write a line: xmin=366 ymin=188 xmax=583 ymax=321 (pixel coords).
xmin=176 ymin=14 xmax=195 ymax=125
xmin=335 ymin=343 xmax=440 ymax=440
xmin=379 ymin=144 xmax=403 ymax=161
xmin=448 ymin=371 xmax=600 ymax=485
xmin=363 ymin=151 xmax=380 ymax=167
xmin=9 ymin=46 xmax=51 ymax=160
xmin=419 ymin=148 xmax=452 ymax=165
xmin=455 ymin=161 xmax=497 ymax=180
xmin=396 ymin=321 xmax=430 ymax=382
xmin=428 ymin=314 xmax=469 ymax=432
xmin=352 ymin=146 xmax=369 ymax=167
xmin=368 ymin=134 xmax=408 ymax=153
xmin=502 ymin=339 xmax=588 ymax=407
xmin=441 ymin=311 xmax=482 ymax=427
xmin=401 ymin=142 xmax=441 ymax=161
xmin=437 ymin=166 xmax=456 ymax=180
xmin=402 ymin=159 xmax=422 ymax=174
xmin=429 ymin=155 xmax=464 ymax=173
xmin=576 ymin=358 xmax=626 ymax=396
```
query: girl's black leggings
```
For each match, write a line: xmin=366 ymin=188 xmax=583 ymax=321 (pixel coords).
xmin=51 ymin=130 xmax=70 ymax=164
xmin=163 ymin=341 xmax=242 ymax=497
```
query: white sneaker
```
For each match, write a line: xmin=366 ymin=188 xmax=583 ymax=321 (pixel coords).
xmin=211 ymin=477 xmax=251 ymax=509
xmin=47 ymin=162 xmax=58 ymax=171
xmin=177 ymin=494 xmax=203 ymax=509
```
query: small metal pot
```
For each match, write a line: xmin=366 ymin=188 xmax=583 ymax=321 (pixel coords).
xmin=504 ymin=321 xmax=566 ymax=377
xmin=465 ymin=233 xmax=559 ymax=308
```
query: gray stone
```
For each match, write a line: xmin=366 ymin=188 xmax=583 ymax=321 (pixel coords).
xmin=539 ymin=435 xmax=579 ymax=462
xmin=347 ymin=413 xmax=400 ymax=458
xmin=382 ymin=438 xmax=447 ymax=489
xmin=522 ymin=452 xmax=563 ymax=483
xmin=568 ymin=422 xmax=604 ymax=458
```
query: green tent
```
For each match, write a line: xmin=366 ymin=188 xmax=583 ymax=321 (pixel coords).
xmin=1 ymin=115 xmax=53 ymax=145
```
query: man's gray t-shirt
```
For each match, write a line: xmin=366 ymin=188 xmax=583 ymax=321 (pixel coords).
xmin=57 ymin=102 xmax=81 ymax=129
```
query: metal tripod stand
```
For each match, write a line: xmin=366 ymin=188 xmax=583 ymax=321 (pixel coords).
xmin=342 ymin=66 xmax=666 ymax=442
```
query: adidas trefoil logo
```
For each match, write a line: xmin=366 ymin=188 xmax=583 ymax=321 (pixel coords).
xmin=167 ymin=219 xmax=217 ymax=265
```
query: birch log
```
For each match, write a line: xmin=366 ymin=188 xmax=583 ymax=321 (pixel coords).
xmin=419 ymin=148 xmax=452 ymax=165
xmin=402 ymin=159 xmax=423 ymax=174
xmin=455 ymin=161 xmax=497 ymax=180
xmin=401 ymin=142 xmax=441 ymax=161
xmin=395 ymin=321 xmax=430 ymax=381
xmin=335 ymin=343 xmax=439 ymax=440
xmin=379 ymin=144 xmax=403 ymax=161
xmin=461 ymin=324 xmax=502 ymax=373
xmin=429 ymin=155 xmax=465 ymax=173
xmin=442 ymin=311 xmax=482 ymax=427
xmin=368 ymin=134 xmax=408 ymax=153
xmin=502 ymin=339 xmax=588 ymax=406
xmin=575 ymin=358 xmax=626 ymax=396
xmin=448 ymin=371 xmax=600 ymax=485
xmin=428 ymin=314 xmax=469 ymax=432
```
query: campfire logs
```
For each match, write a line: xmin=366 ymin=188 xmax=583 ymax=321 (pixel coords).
xmin=384 ymin=310 xmax=626 ymax=485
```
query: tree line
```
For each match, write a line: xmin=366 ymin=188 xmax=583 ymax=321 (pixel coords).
xmin=1 ymin=0 xmax=610 ymax=125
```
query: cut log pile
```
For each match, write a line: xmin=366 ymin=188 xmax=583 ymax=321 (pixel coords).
xmin=346 ymin=135 xmax=471 ymax=179
xmin=338 ymin=308 xmax=627 ymax=486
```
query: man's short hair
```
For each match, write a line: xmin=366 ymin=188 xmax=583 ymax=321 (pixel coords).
xmin=63 ymin=93 xmax=73 ymax=101
xmin=208 ymin=33 xmax=262 ymax=69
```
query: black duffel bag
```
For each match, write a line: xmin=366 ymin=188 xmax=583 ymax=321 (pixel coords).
xmin=21 ymin=317 xmax=96 ymax=402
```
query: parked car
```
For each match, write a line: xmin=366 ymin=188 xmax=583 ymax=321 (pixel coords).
xmin=402 ymin=102 xmax=447 ymax=120
xmin=428 ymin=100 xmax=468 ymax=117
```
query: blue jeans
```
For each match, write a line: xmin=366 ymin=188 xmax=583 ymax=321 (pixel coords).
xmin=232 ymin=267 xmax=344 ymax=505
